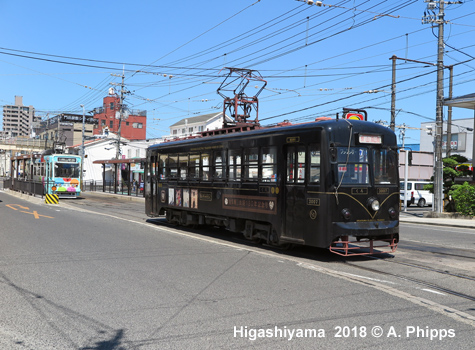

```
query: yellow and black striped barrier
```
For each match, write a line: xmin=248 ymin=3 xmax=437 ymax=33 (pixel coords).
xmin=45 ymin=194 xmax=59 ymax=204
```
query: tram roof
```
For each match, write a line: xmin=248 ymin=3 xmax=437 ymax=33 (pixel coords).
xmin=147 ymin=119 xmax=394 ymax=150
xmin=11 ymin=153 xmax=80 ymax=161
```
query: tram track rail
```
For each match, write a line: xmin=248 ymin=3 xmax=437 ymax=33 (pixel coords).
xmin=153 ymin=219 xmax=475 ymax=303
xmin=343 ymin=261 xmax=475 ymax=302
xmin=366 ymin=254 xmax=475 ymax=281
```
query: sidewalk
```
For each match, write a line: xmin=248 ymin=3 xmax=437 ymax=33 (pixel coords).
xmin=400 ymin=211 xmax=475 ymax=229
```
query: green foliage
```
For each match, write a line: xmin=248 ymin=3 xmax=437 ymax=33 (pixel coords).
xmin=449 ymin=182 xmax=475 ymax=216
xmin=424 ymin=154 xmax=474 ymax=214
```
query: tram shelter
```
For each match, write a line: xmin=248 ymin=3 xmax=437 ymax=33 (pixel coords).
xmin=93 ymin=158 xmax=145 ymax=196
xmin=9 ymin=154 xmax=44 ymax=196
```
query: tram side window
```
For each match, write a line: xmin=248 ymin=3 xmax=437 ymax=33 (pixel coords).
xmin=189 ymin=153 xmax=200 ymax=180
xmin=214 ymin=150 xmax=226 ymax=180
xmin=244 ymin=148 xmax=259 ymax=181
xmin=159 ymin=154 xmax=167 ymax=179
xmin=149 ymin=155 xmax=156 ymax=176
xmin=309 ymin=145 xmax=320 ymax=184
xmin=287 ymin=146 xmax=306 ymax=183
xmin=179 ymin=154 xmax=188 ymax=180
xmin=201 ymin=153 xmax=210 ymax=181
xmin=261 ymin=147 xmax=277 ymax=182
xmin=297 ymin=147 xmax=306 ymax=183
xmin=167 ymin=154 xmax=178 ymax=179
xmin=228 ymin=150 xmax=242 ymax=181
xmin=287 ymin=149 xmax=295 ymax=182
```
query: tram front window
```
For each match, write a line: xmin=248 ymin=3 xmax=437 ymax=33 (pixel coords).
xmin=54 ymin=163 xmax=80 ymax=178
xmin=337 ymin=147 xmax=369 ymax=185
xmin=373 ymin=149 xmax=398 ymax=184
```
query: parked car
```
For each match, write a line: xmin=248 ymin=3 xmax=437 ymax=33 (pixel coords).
xmin=400 ymin=181 xmax=433 ymax=207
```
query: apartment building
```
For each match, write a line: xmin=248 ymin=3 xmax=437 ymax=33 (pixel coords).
xmin=2 ymin=96 xmax=36 ymax=137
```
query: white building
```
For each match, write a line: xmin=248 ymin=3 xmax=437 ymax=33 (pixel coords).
xmin=167 ymin=112 xmax=232 ymax=139
xmin=420 ymin=118 xmax=474 ymax=160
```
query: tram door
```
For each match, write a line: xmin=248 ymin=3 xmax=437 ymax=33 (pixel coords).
xmin=284 ymin=145 xmax=307 ymax=241
xmin=149 ymin=154 xmax=159 ymax=215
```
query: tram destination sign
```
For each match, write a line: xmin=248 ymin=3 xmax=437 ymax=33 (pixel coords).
xmin=358 ymin=134 xmax=382 ymax=144
xmin=57 ymin=157 xmax=78 ymax=163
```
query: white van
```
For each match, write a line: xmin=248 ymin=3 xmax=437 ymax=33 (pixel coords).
xmin=400 ymin=181 xmax=433 ymax=207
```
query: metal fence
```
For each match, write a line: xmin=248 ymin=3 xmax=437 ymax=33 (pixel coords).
xmin=84 ymin=180 xmax=145 ymax=197
xmin=1 ymin=177 xmax=144 ymax=198
xmin=2 ymin=178 xmax=44 ymax=197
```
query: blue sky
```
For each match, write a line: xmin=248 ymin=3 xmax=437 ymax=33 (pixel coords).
xmin=1 ymin=0 xmax=474 ymax=144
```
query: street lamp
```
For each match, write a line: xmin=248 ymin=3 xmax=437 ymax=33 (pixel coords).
xmin=80 ymin=104 xmax=85 ymax=192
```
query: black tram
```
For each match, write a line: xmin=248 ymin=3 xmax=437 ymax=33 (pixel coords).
xmin=145 ymin=115 xmax=399 ymax=255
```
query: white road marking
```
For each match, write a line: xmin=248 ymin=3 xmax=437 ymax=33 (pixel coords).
xmin=421 ymin=288 xmax=446 ymax=296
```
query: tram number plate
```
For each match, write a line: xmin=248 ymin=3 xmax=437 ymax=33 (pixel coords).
xmin=286 ymin=136 xmax=300 ymax=143
xmin=351 ymin=188 xmax=368 ymax=195
xmin=199 ymin=192 xmax=213 ymax=201
xmin=307 ymin=198 xmax=320 ymax=206
xmin=377 ymin=188 xmax=389 ymax=194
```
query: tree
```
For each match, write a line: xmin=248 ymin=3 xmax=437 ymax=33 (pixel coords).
xmin=450 ymin=182 xmax=475 ymax=216
xmin=425 ymin=154 xmax=473 ymax=213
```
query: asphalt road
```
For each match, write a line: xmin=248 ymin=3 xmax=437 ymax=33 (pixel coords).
xmin=1 ymin=190 xmax=474 ymax=349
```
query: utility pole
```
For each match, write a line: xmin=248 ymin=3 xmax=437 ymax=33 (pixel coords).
xmin=390 ymin=55 xmax=397 ymax=132
xmin=111 ymin=70 xmax=126 ymax=160
xmin=434 ymin=0 xmax=445 ymax=213
xmin=421 ymin=0 xmax=449 ymax=213
xmin=80 ymin=104 xmax=85 ymax=191
xmin=446 ymin=65 xmax=453 ymax=157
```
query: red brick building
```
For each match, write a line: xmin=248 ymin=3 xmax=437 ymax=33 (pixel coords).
xmin=93 ymin=95 xmax=147 ymax=140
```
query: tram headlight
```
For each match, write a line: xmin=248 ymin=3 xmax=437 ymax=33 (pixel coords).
xmin=388 ymin=207 xmax=397 ymax=219
xmin=341 ymin=208 xmax=352 ymax=221
xmin=367 ymin=197 xmax=380 ymax=212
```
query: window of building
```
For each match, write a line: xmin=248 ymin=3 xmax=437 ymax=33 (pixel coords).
xmin=173 ymin=130 xmax=177 ymax=135
xmin=110 ymin=121 xmax=113 ymax=129
xmin=189 ymin=127 xmax=193 ymax=133
xmin=110 ymin=102 xmax=114 ymax=110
